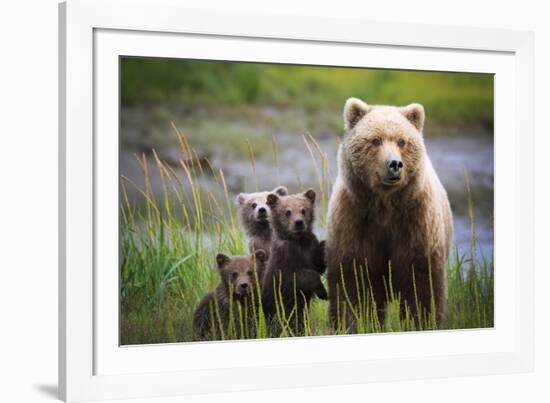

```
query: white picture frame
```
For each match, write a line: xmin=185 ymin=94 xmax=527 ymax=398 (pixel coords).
xmin=59 ymin=0 xmax=534 ymax=401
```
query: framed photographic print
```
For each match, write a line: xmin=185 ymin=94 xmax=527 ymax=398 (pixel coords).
xmin=59 ymin=0 xmax=534 ymax=401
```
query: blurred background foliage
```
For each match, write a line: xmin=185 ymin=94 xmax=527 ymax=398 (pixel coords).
xmin=121 ymin=58 xmax=493 ymax=129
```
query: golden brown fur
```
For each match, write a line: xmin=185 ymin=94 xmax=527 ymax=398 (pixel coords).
xmin=326 ymin=98 xmax=453 ymax=327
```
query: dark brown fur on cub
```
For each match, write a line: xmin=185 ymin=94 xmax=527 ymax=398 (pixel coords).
xmin=261 ymin=189 xmax=327 ymax=334
xmin=236 ymin=186 xmax=288 ymax=258
xmin=193 ymin=250 xmax=267 ymax=341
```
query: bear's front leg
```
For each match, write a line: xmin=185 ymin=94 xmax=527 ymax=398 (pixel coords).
xmin=296 ymin=269 xmax=328 ymax=300
xmin=327 ymin=257 xmax=355 ymax=329
xmin=313 ymin=240 xmax=327 ymax=275
xmin=328 ymin=257 xmax=383 ymax=331
xmin=393 ymin=253 xmax=447 ymax=326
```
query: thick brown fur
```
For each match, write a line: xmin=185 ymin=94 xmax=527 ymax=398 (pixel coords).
xmin=193 ymin=250 xmax=267 ymax=340
xmin=326 ymin=98 xmax=453 ymax=328
xmin=236 ymin=186 xmax=288 ymax=259
xmin=261 ymin=189 xmax=327 ymax=334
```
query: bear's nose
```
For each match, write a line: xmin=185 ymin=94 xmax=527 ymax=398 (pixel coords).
xmin=294 ymin=219 xmax=304 ymax=229
xmin=240 ymin=283 xmax=248 ymax=289
xmin=258 ymin=207 xmax=266 ymax=215
xmin=387 ymin=159 xmax=403 ymax=175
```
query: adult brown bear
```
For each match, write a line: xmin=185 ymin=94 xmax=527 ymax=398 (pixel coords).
xmin=325 ymin=97 xmax=453 ymax=328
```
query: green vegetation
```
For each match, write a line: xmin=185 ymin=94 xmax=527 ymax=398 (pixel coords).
xmin=120 ymin=128 xmax=493 ymax=344
xmin=121 ymin=58 xmax=494 ymax=129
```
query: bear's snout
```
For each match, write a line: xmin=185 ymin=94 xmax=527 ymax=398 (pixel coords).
xmin=236 ymin=282 xmax=250 ymax=295
xmin=294 ymin=219 xmax=305 ymax=230
xmin=386 ymin=158 xmax=403 ymax=176
xmin=255 ymin=205 xmax=269 ymax=220
xmin=379 ymin=158 xmax=404 ymax=186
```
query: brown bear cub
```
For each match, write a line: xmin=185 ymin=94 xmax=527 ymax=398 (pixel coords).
xmin=236 ymin=186 xmax=288 ymax=258
xmin=193 ymin=250 xmax=267 ymax=341
xmin=261 ymin=189 xmax=327 ymax=334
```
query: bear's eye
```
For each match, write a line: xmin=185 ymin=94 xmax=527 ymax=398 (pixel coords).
xmin=397 ymin=139 xmax=406 ymax=148
xmin=372 ymin=137 xmax=382 ymax=146
xmin=251 ymin=203 xmax=257 ymax=209
xmin=285 ymin=210 xmax=292 ymax=217
xmin=247 ymin=270 xmax=253 ymax=276
xmin=231 ymin=272 xmax=238 ymax=279
xmin=301 ymin=208 xmax=306 ymax=215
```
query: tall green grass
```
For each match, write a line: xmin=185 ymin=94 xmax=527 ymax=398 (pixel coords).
xmin=120 ymin=127 xmax=493 ymax=344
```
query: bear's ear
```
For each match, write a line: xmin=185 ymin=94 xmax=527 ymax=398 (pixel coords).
xmin=266 ymin=193 xmax=279 ymax=207
xmin=273 ymin=186 xmax=288 ymax=196
xmin=303 ymin=188 xmax=316 ymax=204
xmin=253 ymin=249 xmax=267 ymax=264
xmin=400 ymin=103 xmax=425 ymax=131
xmin=343 ymin=97 xmax=371 ymax=130
xmin=216 ymin=253 xmax=231 ymax=269
xmin=236 ymin=193 xmax=248 ymax=206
